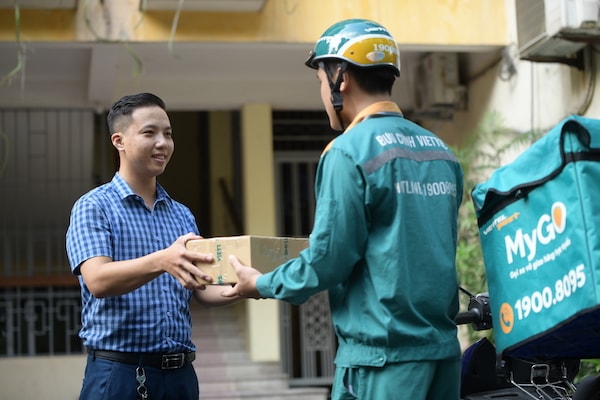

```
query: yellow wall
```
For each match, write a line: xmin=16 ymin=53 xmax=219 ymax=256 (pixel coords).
xmin=0 ymin=355 xmax=86 ymax=400
xmin=240 ymin=103 xmax=280 ymax=361
xmin=0 ymin=0 xmax=507 ymax=47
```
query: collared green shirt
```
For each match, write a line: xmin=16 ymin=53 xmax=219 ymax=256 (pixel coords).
xmin=257 ymin=102 xmax=463 ymax=365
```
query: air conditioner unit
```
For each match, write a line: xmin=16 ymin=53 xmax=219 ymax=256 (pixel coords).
xmin=516 ymin=0 xmax=600 ymax=62
xmin=413 ymin=52 xmax=465 ymax=119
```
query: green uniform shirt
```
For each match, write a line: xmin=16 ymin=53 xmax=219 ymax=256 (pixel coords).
xmin=257 ymin=101 xmax=463 ymax=366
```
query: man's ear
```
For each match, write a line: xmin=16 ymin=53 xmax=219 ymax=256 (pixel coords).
xmin=111 ymin=132 xmax=124 ymax=151
xmin=339 ymin=70 xmax=350 ymax=92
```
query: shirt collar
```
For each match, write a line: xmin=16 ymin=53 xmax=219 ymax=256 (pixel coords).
xmin=321 ymin=101 xmax=402 ymax=156
xmin=112 ymin=173 xmax=171 ymax=204
xmin=344 ymin=101 xmax=402 ymax=131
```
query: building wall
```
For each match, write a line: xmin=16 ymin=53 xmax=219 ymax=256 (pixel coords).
xmin=433 ymin=0 xmax=600 ymax=148
xmin=0 ymin=356 xmax=85 ymax=400
xmin=3 ymin=0 xmax=600 ymax=398
xmin=0 ymin=0 xmax=506 ymax=46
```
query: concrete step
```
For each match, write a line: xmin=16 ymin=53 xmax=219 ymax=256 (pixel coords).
xmin=199 ymin=386 xmax=331 ymax=400
xmin=196 ymin=361 xmax=283 ymax=380
xmin=199 ymin=374 xmax=290 ymax=393
xmin=196 ymin=350 xmax=249 ymax=365
xmin=191 ymin=303 xmax=329 ymax=400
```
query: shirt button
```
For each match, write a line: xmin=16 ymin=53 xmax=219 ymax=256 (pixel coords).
xmin=167 ymin=311 xmax=172 ymax=317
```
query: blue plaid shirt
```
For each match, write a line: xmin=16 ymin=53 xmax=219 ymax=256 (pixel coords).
xmin=66 ymin=173 xmax=200 ymax=353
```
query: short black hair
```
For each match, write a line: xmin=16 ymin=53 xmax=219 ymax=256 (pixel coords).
xmin=107 ymin=92 xmax=166 ymax=134
xmin=322 ymin=61 xmax=396 ymax=96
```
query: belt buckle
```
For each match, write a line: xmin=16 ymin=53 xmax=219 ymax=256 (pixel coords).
xmin=161 ymin=353 xmax=185 ymax=369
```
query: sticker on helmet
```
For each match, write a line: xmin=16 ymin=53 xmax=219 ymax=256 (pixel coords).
xmin=366 ymin=51 xmax=386 ymax=62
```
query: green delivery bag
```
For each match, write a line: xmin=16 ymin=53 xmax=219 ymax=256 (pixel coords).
xmin=471 ymin=115 xmax=600 ymax=359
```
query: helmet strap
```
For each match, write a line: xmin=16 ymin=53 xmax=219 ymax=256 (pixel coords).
xmin=320 ymin=61 xmax=348 ymax=131
xmin=329 ymin=62 xmax=347 ymax=112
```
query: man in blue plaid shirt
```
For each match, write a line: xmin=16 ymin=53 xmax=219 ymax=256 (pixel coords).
xmin=66 ymin=92 xmax=240 ymax=400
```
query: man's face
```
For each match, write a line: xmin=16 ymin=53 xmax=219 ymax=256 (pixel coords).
xmin=112 ymin=105 xmax=174 ymax=179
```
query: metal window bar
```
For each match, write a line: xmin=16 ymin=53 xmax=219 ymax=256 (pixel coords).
xmin=0 ymin=109 xmax=94 ymax=277
xmin=0 ymin=287 xmax=83 ymax=356
xmin=0 ymin=109 xmax=93 ymax=356
xmin=274 ymin=152 xmax=336 ymax=387
xmin=273 ymin=111 xmax=338 ymax=387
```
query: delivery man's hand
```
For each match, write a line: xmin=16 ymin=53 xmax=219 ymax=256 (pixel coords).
xmin=220 ymin=255 xmax=263 ymax=299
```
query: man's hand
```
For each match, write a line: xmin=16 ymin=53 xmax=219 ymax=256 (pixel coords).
xmin=220 ymin=255 xmax=263 ymax=299
xmin=161 ymin=232 xmax=215 ymax=289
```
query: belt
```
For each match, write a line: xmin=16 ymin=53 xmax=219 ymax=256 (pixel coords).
xmin=89 ymin=349 xmax=196 ymax=370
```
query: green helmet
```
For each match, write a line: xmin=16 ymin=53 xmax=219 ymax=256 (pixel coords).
xmin=305 ymin=19 xmax=400 ymax=76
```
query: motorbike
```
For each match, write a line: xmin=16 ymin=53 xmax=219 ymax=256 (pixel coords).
xmin=456 ymin=287 xmax=600 ymax=400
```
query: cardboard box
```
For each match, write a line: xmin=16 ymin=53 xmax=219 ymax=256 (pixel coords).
xmin=186 ymin=235 xmax=308 ymax=285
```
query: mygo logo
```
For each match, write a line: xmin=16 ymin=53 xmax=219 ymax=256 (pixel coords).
xmin=504 ymin=202 xmax=567 ymax=264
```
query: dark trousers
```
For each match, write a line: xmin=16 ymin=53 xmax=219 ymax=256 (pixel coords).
xmin=79 ymin=353 xmax=200 ymax=400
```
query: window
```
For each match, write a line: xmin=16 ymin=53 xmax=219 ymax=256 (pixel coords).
xmin=0 ymin=110 xmax=94 ymax=356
